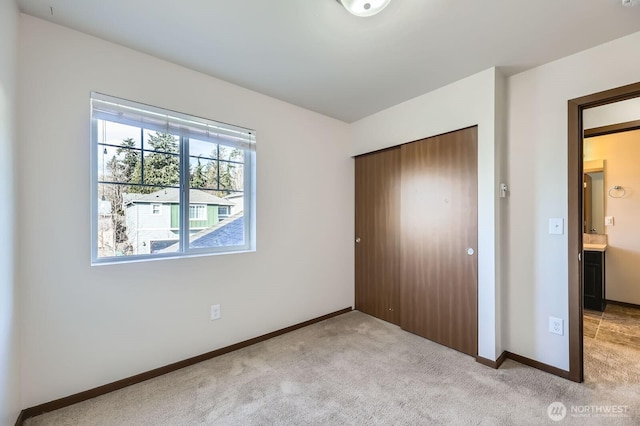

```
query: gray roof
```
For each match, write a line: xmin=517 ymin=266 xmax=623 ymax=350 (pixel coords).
xmin=156 ymin=212 xmax=245 ymax=253
xmin=190 ymin=213 xmax=245 ymax=249
xmin=123 ymin=188 xmax=234 ymax=206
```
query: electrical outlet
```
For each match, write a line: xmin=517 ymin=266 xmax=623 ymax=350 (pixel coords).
xmin=549 ymin=317 xmax=564 ymax=336
xmin=211 ymin=304 xmax=221 ymax=320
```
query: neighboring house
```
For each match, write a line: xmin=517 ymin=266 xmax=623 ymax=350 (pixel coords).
xmin=123 ymin=188 xmax=235 ymax=255
xmin=224 ymin=193 xmax=244 ymax=216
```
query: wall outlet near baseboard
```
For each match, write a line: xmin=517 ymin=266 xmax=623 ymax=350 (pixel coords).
xmin=549 ymin=317 xmax=563 ymax=335
xmin=211 ymin=304 xmax=221 ymax=320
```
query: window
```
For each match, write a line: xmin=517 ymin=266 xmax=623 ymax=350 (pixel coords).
xmin=91 ymin=93 xmax=255 ymax=263
xmin=189 ymin=204 xmax=207 ymax=221
xmin=218 ymin=205 xmax=230 ymax=218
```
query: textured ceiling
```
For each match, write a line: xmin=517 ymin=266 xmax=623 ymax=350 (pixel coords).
xmin=17 ymin=0 xmax=640 ymax=122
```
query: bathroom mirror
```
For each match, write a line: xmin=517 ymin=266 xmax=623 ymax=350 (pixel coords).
xmin=583 ymin=160 xmax=605 ymax=234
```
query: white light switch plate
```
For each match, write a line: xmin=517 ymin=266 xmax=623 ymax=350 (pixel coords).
xmin=605 ymin=216 xmax=614 ymax=226
xmin=548 ymin=218 xmax=564 ymax=235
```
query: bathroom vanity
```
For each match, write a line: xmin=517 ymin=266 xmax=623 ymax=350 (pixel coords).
xmin=584 ymin=243 xmax=607 ymax=311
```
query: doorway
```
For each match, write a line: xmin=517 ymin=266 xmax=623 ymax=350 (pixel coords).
xmin=567 ymin=81 xmax=640 ymax=382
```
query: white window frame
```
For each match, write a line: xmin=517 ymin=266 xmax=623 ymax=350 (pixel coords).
xmin=90 ymin=92 xmax=256 ymax=265
xmin=189 ymin=204 xmax=207 ymax=221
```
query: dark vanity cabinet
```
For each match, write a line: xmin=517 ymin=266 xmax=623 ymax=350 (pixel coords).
xmin=584 ymin=250 xmax=606 ymax=311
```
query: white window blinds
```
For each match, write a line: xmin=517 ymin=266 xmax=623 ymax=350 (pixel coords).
xmin=91 ymin=92 xmax=256 ymax=151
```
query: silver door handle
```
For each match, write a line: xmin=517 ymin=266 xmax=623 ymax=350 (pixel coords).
xmin=355 ymin=237 xmax=361 ymax=243
xmin=467 ymin=248 xmax=475 ymax=255
xmin=578 ymin=252 xmax=581 ymax=262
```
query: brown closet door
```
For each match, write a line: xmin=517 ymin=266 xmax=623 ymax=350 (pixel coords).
xmin=355 ymin=147 xmax=401 ymax=325
xmin=400 ymin=127 xmax=478 ymax=356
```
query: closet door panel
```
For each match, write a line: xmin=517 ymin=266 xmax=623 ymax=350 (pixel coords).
xmin=400 ymin=127 xmax=478 ymax=356
xmin=355 ymin=147 xmax=401 ymax=325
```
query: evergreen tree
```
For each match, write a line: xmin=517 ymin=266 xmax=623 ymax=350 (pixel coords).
xmin=116 ymin=138 xmax=139 ymax=184
xmin=219 ymin=148 xmax=243 ymax=193
xmin=130 ymin=132 xmax=180 ymax=193
xmin=218 ymin=162 xmax=236 ymax=192
xmin=203 ymin=148 xmax=219 ymax=190
xmin=201 ymin=147 xmax=243 ymax=197
xmin=190 ymin=158 xmax=207 ymax=188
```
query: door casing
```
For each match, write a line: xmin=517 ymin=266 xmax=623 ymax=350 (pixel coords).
xmin=567 ymin=81 xmax=640 ymax=382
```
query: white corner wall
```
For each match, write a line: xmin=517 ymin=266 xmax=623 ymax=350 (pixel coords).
xmin=0 ymin=0 xmax=20 ymax=424
xmin=18 ymin=14 xmax=353 ymax=407
xmin=506 ymin=30 xmax=640 ymax=370
xmin=494 ymin=69 xmax=508 ymax=358
xmin=351 ymin=68 xmax=505 ymax=362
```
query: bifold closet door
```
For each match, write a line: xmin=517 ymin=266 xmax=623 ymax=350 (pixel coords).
xmin=355 ymin=147 xmax=401 ymax=325
xmin=400 ymin=127 xmax=478 ymax=356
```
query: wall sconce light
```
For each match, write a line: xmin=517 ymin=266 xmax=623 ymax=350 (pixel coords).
xmin=337 ymin=0 xmax=391 ymax=17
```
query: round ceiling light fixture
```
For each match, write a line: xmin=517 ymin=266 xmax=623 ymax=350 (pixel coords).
xmin=337 ymin=0 xmax=391 ymax=17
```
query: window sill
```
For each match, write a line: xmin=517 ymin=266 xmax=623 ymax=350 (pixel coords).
xmin=91 ymin=248 xmax=256 ymax=266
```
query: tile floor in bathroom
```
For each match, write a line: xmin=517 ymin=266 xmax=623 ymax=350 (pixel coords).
xmin=584 ymin=303 xmax=640 ymax=349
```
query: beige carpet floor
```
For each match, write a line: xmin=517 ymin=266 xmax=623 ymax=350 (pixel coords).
xmin=25 ymin=311 xmax=640 ymax=425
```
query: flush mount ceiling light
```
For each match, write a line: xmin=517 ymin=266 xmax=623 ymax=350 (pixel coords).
xmin=337 ymin=0 xmax=391 ymax=17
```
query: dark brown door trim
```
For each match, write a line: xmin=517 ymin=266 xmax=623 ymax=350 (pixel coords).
xmin=583 ymin=119 xmax=640 ymax=138
xmin=567 ymin=81 xmax=640 ymax=383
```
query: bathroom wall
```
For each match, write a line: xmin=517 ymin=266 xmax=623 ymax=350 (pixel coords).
xmin=584 ymin=129 xmax=640 ymax=305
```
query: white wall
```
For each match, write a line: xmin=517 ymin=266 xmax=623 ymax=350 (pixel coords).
xmin=351 ymin=68 xmax=506 ymax=362
xmin=507 ymin=30 xmax=640 ymax=370
xmin=585 ymin=130 xmax=640 ymax=305
xmin=18 ymin=14 xmax=353 ymax=407
xmin=0 ymin=1 xmax=20 ymax=424
xmin=494 ymin=69 xmax=508 ymax=357
xmin=584 ymin=97 xmax=640 ymax=129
